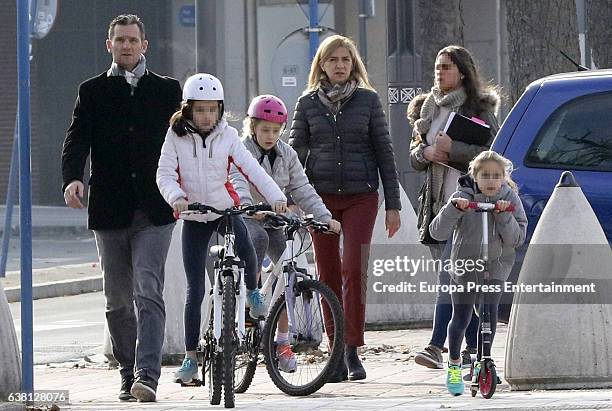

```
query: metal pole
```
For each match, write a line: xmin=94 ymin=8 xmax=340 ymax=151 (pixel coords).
xmin=0 ymin=123 xmax=19 ymax=278
xmin=308 ymin=0 xmax=319 ymax=61
xmin=358 ymin=0 xmax=368 ymax=66
xmin=195 ymin=0 xmax=200 ymax=72
xmin=17 ymin=0 xmax=34 ymax=395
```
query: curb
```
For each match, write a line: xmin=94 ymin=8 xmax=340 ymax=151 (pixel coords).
xmin=5 ymin=276 xmax=103 ymax=303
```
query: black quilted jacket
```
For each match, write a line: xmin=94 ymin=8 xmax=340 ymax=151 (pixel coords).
xmin=289 ymin=88 xmax=401 ymax=210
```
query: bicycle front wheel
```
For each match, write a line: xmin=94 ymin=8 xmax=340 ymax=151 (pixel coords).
xmin=262 ymin=279 xmax=344 ymax=396
xmin=221 ymin=273 xmax=237 ymax=408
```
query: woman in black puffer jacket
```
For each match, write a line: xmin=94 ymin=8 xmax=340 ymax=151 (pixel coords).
xmin=289 ymin=34 xmax=401 ymax=383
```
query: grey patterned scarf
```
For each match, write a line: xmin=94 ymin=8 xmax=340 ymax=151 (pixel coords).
xmin=415 ymin=86 xmax=467 ymax=212
xmin=107 ymin=54 xmax=147 ymax=88
xmin=318 ymin=79 xmax=358 ymax=114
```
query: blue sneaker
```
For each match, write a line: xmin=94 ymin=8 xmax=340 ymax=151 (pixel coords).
xmin=446 ymin=362 xmax=464 ymax=396
xmin=247 ymin=289 xmax=267 ymax=319
xmin=173 ymin=357 xmax=198 ymax=384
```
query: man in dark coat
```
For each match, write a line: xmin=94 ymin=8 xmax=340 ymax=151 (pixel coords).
xmin=61 ymin=14 xmax=181 ymax=402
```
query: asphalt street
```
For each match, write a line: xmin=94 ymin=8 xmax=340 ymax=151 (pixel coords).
xmin=9 ymin=291 xmax=105 ymax=364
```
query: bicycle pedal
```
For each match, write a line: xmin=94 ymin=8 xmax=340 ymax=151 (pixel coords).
xmin=179 ymin=379 xmax=202 ymax=387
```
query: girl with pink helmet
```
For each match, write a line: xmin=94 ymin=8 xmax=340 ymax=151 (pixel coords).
xmin=231 ymin=94 xmax=341 ymax=373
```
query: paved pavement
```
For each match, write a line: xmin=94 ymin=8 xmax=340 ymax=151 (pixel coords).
xmin=1 ymin=326 xmax=611 ymax=410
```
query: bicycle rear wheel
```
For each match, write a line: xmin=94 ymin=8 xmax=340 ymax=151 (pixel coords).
xmin=234 ymin=318 xmax=260 ymax=393
xmin=262 ymin=279 xmax=344 ymax=396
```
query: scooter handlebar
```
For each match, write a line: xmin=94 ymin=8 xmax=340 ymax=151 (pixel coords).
xmin=467 ymin=202 xmax=515 ymax=212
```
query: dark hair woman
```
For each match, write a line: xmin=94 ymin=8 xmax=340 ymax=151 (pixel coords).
xmin=408 ymin=45 xmax=500 ymax=371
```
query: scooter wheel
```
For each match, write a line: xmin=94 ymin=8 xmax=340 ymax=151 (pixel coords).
xmin=479 ymin=361 xmax=497 ymax=399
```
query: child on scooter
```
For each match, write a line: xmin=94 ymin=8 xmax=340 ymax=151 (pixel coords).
xmin=429 ymin=150 xmax=527 ymax=396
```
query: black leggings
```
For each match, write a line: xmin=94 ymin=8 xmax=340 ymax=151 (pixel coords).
xmin=447 ymin=280 xmax=503 ymax=361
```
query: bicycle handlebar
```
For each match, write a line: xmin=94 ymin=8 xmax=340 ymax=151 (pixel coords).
xmin=183 ymin=202 xmax=272 ymax=216
xmin=467 ymin=202 xmax=515 ymax=212
xmin=262 ymin=212 xmax=332 ymax=234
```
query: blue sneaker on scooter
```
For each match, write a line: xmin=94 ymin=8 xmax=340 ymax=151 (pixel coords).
xmin=446 ymin=362 xmax=464 ymax=396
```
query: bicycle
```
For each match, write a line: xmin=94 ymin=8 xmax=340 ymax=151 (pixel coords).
xmin=465 ymin=201 xmax=515 ymax=399
xmin=181 ymin=202 xmax=271 ymax=408
xmin=256 ymin=212 xmax=345 ymax=396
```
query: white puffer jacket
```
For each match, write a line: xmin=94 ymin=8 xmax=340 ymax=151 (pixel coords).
xmin=157 ymin=119 xmax=286 ymax=222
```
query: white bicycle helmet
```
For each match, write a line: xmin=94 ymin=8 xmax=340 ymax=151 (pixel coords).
xmin=183 ymin=73 xmax=224 ymax=101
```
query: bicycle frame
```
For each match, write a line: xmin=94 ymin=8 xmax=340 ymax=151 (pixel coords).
xmin=183 ymin=204 xmax=271 ymax=352
xmin=260 ymin=220 xmax=322 ymax=347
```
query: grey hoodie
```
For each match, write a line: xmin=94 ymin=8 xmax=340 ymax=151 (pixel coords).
xmin=230 ymin=136 xmax=332 ymax=223
xmin=429 ymin=175 xmax=528 ymax=284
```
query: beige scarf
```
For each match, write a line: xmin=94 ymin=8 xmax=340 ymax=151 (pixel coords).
xmin=415 ymin=86 xmax=467 ymax=211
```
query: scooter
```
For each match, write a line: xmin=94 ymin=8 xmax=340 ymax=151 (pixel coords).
xmin=466 ymin=201 xmax=514 ymax=399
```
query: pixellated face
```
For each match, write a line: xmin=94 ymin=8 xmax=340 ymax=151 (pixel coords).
xmin=192 ymin=100 xmax=219 ymax=132
xmin=435 ymin=53 xmax=462 ymax=93
xmin=475 ymin=160 xmax=505 ymax=197
xmin=321 ymin=46 xmax=353 ymax=85
xmin=106 ymin=24 xmax=147 ymax=72
xmin=254 ymin=120 xmax=284 ymax=150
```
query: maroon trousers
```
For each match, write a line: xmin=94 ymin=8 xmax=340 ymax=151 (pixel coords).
xmin=312 ymin=192 xmax=378 ymax=347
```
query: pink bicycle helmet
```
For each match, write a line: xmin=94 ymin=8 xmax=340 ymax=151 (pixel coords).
xmin=247 ymin=95 xmax=288 ymax=124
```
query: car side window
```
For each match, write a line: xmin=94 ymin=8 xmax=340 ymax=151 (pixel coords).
xmin=525 ymin=92 xmax=612 ymax=171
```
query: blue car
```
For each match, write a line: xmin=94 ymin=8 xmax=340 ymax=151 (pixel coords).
xmin=491 ymin=69 xmax=612 ymax=321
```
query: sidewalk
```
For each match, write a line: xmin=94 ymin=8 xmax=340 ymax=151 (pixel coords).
xmin=0 ymin=206 xmax=88 ymax=237
xmin=4 ymin=326 xmax=610 ymax=410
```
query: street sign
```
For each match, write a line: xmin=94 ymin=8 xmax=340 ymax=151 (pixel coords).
xmin=179 ymin=5 xmax=196 ymax=27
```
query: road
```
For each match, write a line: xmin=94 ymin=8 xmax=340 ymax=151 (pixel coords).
xmin=9 ymin=291 xmax=105 ymax=364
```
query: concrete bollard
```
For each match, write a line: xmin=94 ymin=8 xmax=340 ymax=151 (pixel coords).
xmin=505 ymin=171 xmax=612 ymax=390
xmin=365 ymin=186 xmax=435 ymax=328
xmin=0 ymin=279 xmax=21 ymax=400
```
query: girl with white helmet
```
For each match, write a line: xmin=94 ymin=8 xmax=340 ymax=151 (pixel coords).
xmin=156 ymin=74 xmax=287 ymax=385
xmin=230 ymin=94 xmax=341 ymax=373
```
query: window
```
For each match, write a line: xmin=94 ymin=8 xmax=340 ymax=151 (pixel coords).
xmin=525 ymin=92 xmax=612 ymax=171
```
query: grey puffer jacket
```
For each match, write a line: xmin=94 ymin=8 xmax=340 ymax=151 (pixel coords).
xmin=230 ymin=136 xmax=332 ymax=223
xmin=408 ymin=90 xmax=500 ymax=244
xmin=289 ymin=88 xmax=401 ymax=210
xmin=429 ymin=175 xmax=528 ymax=284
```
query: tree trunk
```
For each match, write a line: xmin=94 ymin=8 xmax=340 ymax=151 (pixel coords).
xmin=586 ymin=0 xmax=612 ymax=68
xmin=506 ymin=0 xmax=580 ymax=105
xmin=418 ymin=0 xmax=464 ymax=91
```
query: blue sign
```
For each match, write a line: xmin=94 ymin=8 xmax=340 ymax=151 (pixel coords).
xmin=179 ymin=5 xmax=195 ymax=27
